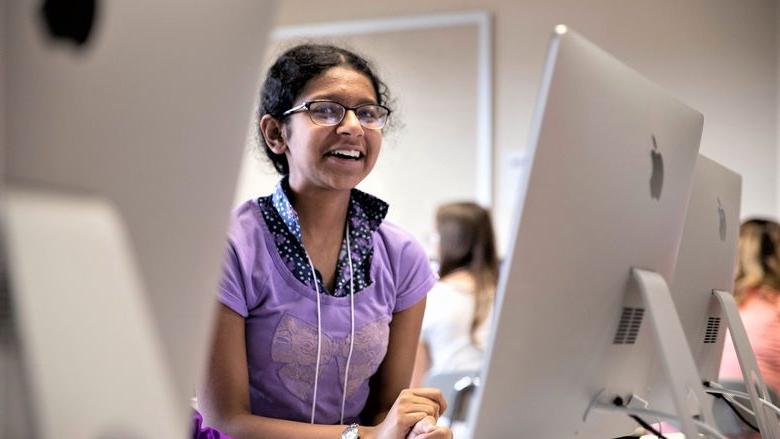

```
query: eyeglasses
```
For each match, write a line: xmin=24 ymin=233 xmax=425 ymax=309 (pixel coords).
xmin=282 ymin=100 xmax=391 ymax=130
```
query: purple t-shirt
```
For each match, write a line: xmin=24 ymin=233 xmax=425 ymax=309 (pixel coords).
xmin=217 ymin=199 xmax=436 ymax=425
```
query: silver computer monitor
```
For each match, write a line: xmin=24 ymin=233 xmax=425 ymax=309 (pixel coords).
xmin=467 ymin=26 xmax=704 ymax=438
xmin=639 ymin=154 xmax=746 ymax=433
xmin=672 ymin=157 xmax=780 ymax=437
xmin=662 ymin=154 xmax=741 ymax=395
xmin=1 ymin=1 xmax=275 ymax=437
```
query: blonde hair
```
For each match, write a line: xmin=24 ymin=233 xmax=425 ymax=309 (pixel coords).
xmin=734 ymin=218 xmax=780 ymax=304
xmin=435 ymin=202 xmax=499 ymax=342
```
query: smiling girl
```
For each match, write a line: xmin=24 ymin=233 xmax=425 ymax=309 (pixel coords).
xmin=199 ymin=44 xmax=451 ymax=439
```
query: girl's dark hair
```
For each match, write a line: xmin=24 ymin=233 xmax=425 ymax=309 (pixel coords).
xmin=258 ymin=43 xmax=392 ymax=175
xmin=436 ymin=202 xmax=500 ymax=343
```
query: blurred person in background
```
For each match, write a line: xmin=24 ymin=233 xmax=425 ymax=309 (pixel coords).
xmin=720 ymin=218 xmax=780 ymax=394
xmin=412 ymin=202 xmax=499 ymax=386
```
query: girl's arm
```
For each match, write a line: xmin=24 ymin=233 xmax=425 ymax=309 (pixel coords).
xmin=363 ymin=299 xmax=442 ymax=424
xmin=410 ymin=342 xmax=431 ymax=388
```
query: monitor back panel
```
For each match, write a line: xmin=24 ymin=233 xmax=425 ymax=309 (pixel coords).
xmin=3 ymin=0 xmax=276 ymax=410
xmin=667 ymin=155 xmax=741 ymax=391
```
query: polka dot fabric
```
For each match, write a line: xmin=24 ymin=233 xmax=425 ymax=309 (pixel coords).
xmin=257 ymin=178 xmax=389 ymax=297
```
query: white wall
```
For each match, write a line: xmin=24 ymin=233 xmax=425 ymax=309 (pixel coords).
xmin=266 ymin=0 xmax=780 ymax=245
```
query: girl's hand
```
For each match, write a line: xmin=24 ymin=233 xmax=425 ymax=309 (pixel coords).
xmin=367 ymin=388 xmax=447 ymax=439
xmin=405 ymin=416 xmax=452 ymax=439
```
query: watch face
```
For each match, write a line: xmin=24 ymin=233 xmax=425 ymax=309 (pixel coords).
xmin=342 ymin=424 xmax=359 ymax=439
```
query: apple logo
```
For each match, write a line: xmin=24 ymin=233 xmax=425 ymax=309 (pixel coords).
xmin=717 ymin=198 xmax=727 ymax=242
xmin=649 ymin=135 xmax=664 ymax=200
xmin=40 ymin=0 xmax=98 ymax=47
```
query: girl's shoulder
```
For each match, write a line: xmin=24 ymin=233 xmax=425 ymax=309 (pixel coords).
xmin=373 ymin=220 xmax=425 ymax=258
xmin=373 ymin=221 xmax=437 ymax=309
xmin=224 ymin=198 xmax=276 ymax=269
xmin=228 ymin=199 xmax=268 ymax=241
xmin=372 ymin=221 xmax=434 ymax=277
xmin=374 ymin=219 xmax=414 ymax=241
xmin=231 ymin=197 xmax=264 ymax=226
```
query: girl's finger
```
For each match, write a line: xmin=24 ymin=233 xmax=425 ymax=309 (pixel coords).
xmin=408 ymin=388 xmax=448 ymax=414
xmin=401 ymin=403 xmax=437 ymax=418
xmin=401 ymin=394 xmax=443 ymax=416
xmin=417 ymin=426 xmax=452 ymax=439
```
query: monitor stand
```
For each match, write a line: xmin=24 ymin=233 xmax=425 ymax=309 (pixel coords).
xmin=587 ymin=268 xmax=718 ymax=438
xmin=712 ymin=290 xmax=780 ymax=438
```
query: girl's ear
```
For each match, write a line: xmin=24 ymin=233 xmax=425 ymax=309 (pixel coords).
xmin=259 ymin=114 xmax=287 ymax=154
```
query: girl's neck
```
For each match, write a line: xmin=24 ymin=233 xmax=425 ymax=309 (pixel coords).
xmin=285 ymin=180 xmax=351 ymax=290
xmin=286 ymin=181 xmax=351 ymax=238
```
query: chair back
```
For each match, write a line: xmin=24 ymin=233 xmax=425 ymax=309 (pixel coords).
xmin=424 ymin=370 xmax=481 ymax=426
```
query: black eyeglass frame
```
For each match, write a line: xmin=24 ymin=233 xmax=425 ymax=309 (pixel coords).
xmin=281 ymin=100 xmax=391 ymax=129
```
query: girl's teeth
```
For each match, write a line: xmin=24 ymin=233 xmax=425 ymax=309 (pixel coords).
xmin=332 ymin=150 xmax=360 ymax=158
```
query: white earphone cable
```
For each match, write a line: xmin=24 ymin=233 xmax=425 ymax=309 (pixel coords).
xmin=307 ymin=255 xmax=323 ymax=424
xmin=306 ymin=224 xmax=356 ymax=425
xmin=340 ymin=228 xmax=356 ymax=424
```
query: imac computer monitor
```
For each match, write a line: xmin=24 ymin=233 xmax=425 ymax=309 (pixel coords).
xmin=671 ymin=157 xmax=780 ymax=437
xmin=657 ymin=154 xmax=741 ymax=402
xmin=1 ymin=1 xmax=275 ymax=437
xmin=467 ymin=26 xmax=704 ymax=438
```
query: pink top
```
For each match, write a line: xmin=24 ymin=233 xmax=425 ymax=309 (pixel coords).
xmin=719 ymin=289 xmax=780 ymax=393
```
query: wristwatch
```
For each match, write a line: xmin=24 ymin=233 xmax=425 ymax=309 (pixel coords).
xmin=341 ymin=423 xmax=360 ymax=439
